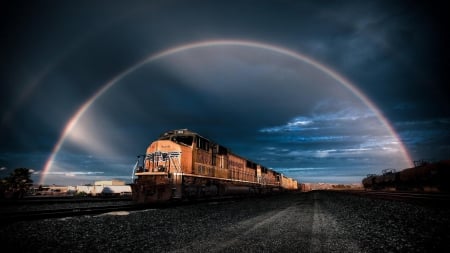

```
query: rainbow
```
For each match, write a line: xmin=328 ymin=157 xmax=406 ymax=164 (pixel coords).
xmin=39 ymin=39 xmax=413 ymax=185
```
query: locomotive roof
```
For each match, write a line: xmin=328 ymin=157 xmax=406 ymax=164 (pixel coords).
xmin=158 ymin=129 xmax=204 ymax=139
xmin=158 ymin=129 xmax=218 ymax=146
xmin=156 ymin=129 xmax=285 ymax=177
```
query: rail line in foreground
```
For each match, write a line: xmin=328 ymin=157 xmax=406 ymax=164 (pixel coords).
xmin=0 ymin=195 xmax=254 ymax=225
xmin=332 ymin=190 xmax=450 ymax=207
xmin=0 ymin=204 xmax=150 ymax=225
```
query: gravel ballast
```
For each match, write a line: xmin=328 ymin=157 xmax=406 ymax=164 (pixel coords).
xmin=1 ymin=191 xmax=449 ymax=252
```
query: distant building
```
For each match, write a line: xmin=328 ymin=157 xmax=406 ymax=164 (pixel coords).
xmin=77 ymin=180 xmax=131 ymax=196
xmin=29 ymin=181 xmax=131 ymax=197
xmin=31 ymin=185 xmax=70 ymax=196
xmin=94 ymin=180 xmax=126 ymax=186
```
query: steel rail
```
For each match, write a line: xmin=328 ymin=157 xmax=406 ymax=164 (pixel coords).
xmin=332 ymin=190 xmax=450 ymax=207
xmin=0 ymin=204 xmax=147 ymax=225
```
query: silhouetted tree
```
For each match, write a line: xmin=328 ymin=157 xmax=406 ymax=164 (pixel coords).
xmin=0 ymin=168 xmax=33 ymax=199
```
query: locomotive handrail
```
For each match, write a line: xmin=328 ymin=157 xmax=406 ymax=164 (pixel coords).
xmin=135 ymin=171 xmax=168 ymax=176
xmin=169 ymin=155 xmax=182 ymax=173
xmin=382 ymin=168 xmax=396 ymax=175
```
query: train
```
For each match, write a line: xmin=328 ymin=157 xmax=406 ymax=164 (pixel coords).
xmin=131 ymin=129 xmax=298 ymax=203
xmin=362 ymin=159 xmax=450 ymax=192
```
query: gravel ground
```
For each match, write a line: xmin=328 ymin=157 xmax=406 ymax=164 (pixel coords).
xmin=1 ymin=191 xmax=449 ymax=252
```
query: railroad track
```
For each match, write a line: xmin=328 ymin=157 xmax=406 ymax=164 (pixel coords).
xmin=0 ymin=196 xmax=246 ymax=225
xmin=0 ymin=196 xmax=133 ymax=206
xmin=0 ymin=204 xmax=148 ymax=225
xmin=334 ymin=190 xmax=450 ymax=207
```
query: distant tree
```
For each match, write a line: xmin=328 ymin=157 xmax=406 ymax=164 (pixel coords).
xmin=0 ymin=178 xmax=7 ymax=199
xmin=0 ymin=168 xmax=33 ymax=199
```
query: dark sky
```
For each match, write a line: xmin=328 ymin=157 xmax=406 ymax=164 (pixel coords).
xmin=1 ymin=0 xmax=449 ymax=185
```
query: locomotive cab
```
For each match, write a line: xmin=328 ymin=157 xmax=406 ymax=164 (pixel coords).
xmin=132 ymin=129 xmax=215 ymax=203
xmin=132 ymin=130 xmax=192 ymax=203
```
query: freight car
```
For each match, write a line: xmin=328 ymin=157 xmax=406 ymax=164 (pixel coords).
xmin=131 ymin=129 xmax=298 ymax=203
xmin=362 ymin=160 xmax=450 ymax=192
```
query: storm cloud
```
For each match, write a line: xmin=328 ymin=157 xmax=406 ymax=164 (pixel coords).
xmin=1 ymin=0 xmax=448 ymax=185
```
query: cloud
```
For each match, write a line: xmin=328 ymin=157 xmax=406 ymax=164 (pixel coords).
xmin=1 ymin=0 xmax=447 ymax=185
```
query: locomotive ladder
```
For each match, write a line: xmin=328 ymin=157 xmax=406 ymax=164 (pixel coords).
xmin=169 ymin=153 xmax=183 ymax=199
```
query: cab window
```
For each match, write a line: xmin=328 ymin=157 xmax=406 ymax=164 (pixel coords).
xmin=172 ymin=135 xmax=193 ymax=146
xmin=196 ymin=137 xmax=209 ymax=151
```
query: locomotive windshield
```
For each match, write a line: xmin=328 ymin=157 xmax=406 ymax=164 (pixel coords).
xmin=172 ymin=135 xmax=194 ymax=146
xmin=158 ymin=129 xmax=195 ymax=146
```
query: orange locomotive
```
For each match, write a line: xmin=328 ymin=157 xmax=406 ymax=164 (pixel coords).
xmin=131 ymin=129 xmax=298 ymax=203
